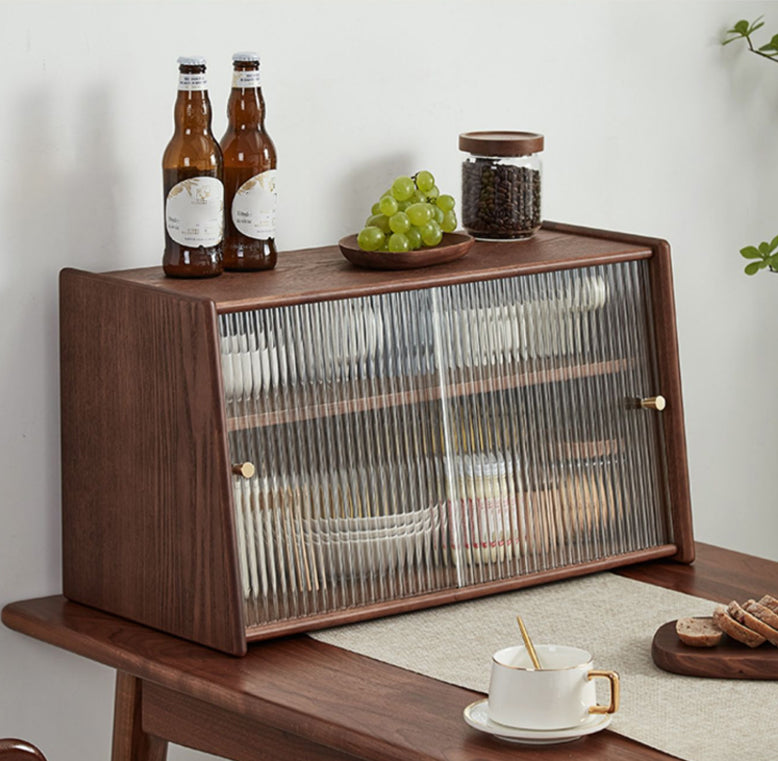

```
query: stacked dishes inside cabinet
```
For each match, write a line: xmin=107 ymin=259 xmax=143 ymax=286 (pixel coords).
xmin=218 ymin=260 xmax=673 ymax=628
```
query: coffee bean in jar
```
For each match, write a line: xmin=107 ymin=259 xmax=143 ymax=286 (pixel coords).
xmin=459 ymin=131 xmax=543 ymax=240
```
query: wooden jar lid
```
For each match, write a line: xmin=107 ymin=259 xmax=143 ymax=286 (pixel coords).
xmin=459 ymin=130 xmax=544 ymax=156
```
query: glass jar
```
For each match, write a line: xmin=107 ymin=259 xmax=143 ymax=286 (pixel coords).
xmin=449 ymin=453 xmax=521 ymax=565
xmin=459 ymin=131 xmax=544 ymax=240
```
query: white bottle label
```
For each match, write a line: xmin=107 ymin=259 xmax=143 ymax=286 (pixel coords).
xmin=178 ymin=72 xmax=207 ymax=91
xmin=232 ymin=70 xmax=262 ymax=88
xmin=166 ymin=177 xmax=224 ymax=247
xmin=231 ymin=170 xmax=277 ymax=239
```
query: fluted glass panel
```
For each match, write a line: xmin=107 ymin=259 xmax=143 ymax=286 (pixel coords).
xmin=219 ymin=260 xmax=672 ymax=628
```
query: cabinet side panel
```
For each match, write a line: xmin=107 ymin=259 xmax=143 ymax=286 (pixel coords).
xmin=60 ymin=269 xmax=246 ymax=654
xmin=647 ymin=244 xmax=694 ymax=562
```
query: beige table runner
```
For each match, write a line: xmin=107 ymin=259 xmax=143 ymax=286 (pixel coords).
xmin=310 ymin=573 xmax=778 ymax=760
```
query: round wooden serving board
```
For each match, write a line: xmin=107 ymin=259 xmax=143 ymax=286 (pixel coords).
xmin=338 ymin=232 xmax=474 ymax=270
xmin=652 ymin=620 xmax=778 ymax=679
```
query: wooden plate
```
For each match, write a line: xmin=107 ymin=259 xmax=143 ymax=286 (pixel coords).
xmin=338 ymin=232 xmax=474 ymax=270
xmin=651 ymin=620 xmax=778 ymax=679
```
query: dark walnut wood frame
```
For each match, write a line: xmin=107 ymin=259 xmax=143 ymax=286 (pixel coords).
xmin=3 ymin=544 xmax=772 ymax=761
xmin=59 ymin=221 xmax=693 ymax=655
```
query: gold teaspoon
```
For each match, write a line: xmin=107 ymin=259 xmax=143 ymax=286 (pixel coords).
xmin=516 ymin=615 xmax=542 ymax=670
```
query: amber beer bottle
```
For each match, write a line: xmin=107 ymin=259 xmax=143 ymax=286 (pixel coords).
xmin=220 ymin=52 xmax=278 ymax=270
xmin=162 ymin=56 xmax=224 ymax=277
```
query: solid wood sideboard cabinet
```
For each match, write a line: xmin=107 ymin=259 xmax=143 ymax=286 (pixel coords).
xmin=59 ymin=221 xmax=693 ymax=655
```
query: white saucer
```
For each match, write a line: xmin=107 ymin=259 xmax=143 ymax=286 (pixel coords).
xmin=463 ymin=699 xmax=612 ymax=745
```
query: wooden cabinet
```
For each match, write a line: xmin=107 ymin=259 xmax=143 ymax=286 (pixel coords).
xmin=59 ymin=222 xmax=692 ymax=655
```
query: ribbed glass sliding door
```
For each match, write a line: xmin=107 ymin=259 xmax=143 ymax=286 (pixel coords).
xmin=219 ymin=259 xmax=672 ymax=627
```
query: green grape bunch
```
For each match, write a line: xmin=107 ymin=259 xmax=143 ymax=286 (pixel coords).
xmin=357 ymin=170 xmax=458 ymax=253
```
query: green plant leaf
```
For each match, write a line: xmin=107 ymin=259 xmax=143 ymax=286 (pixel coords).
xmin=740 ymin=245 xmax=762 ymax=259
xmin=723 ymin=30 xmax=747 ymax=44
xmin=734 ymin=19 xmax=750 ymax=35
xmin=767 ymin=253 xmax=778 ymax=268
xmin=745 ymin=261 xmax=766 ymax=275
xmin=749 ymin=19 xmax=766 ymax=34
xmin=769 ymin=235 xmax=778 ymax=251
xmin=759 ymin=241 xmax=772 ymax=255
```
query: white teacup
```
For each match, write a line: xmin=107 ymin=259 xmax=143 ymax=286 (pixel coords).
xmin=487 ymin=644 xmax=619 ymax=730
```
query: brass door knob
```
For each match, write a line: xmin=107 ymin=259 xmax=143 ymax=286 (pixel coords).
xmin=640 ymin=396 xmax=666 ymax=411
xmin=232 ymin=462 xmax=256 ymax=479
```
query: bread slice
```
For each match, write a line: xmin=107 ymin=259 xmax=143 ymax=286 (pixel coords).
xmin=758 ymin=594 xmax=778 ymax=614
xmin=675 ymin=616 xmax=723 ymax=647
xmin=737 ymin=600 xmax=778 ymax=646
xmin=713 ymin=604 xmax=766 ymax=647
xmin=745 ymin=599 xmax=778 ymax=630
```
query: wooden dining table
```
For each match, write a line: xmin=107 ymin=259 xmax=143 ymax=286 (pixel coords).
xmin=3 ymin=542 xmax=776 ymax=761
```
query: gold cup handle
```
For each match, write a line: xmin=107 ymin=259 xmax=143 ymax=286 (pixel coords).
xmin=587 ymin=670 xmax=620 ymax=715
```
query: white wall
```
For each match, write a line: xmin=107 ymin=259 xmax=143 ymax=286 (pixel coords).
xmin=2 ymin=1 xmax=776 ymax=758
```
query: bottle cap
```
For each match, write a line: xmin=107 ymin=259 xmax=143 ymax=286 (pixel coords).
xmin=177 ymin=55 xmax=206 ymax=67
xmin=232 ymin=51 xmax=260 ymax=62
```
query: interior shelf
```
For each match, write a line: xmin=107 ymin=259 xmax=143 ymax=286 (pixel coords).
xmin=226 ymin=356 xmax=634 ymax=431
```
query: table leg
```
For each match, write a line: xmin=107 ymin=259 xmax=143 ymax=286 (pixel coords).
xmin=111 ymin=672 xmax=168 ymax=761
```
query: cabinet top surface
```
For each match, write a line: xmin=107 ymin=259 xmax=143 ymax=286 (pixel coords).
xmin=97 ymin=224 xmax=655 ymax=312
